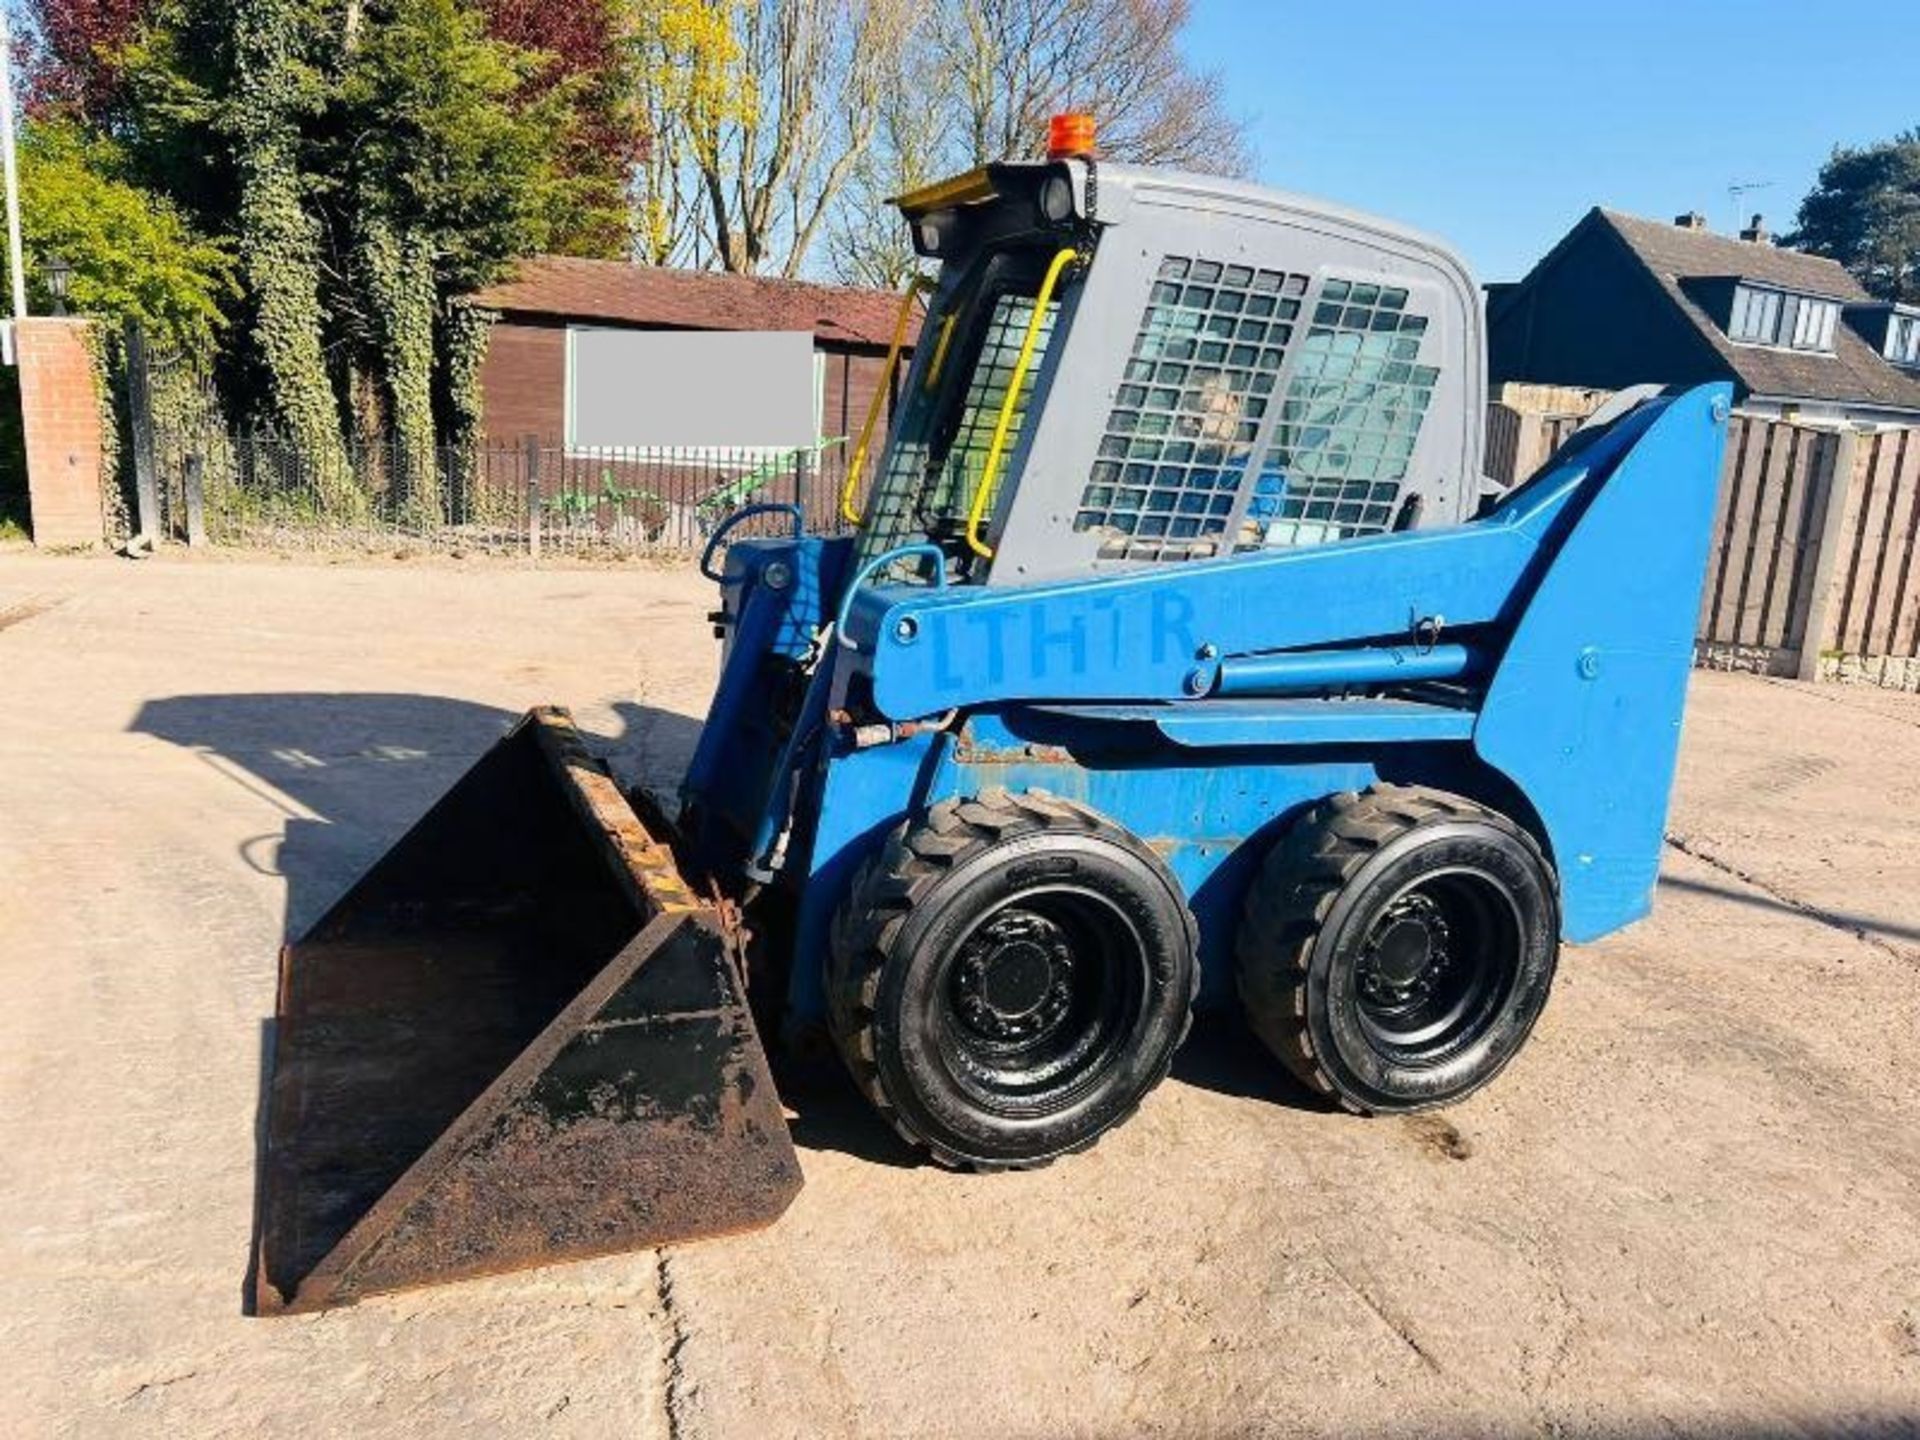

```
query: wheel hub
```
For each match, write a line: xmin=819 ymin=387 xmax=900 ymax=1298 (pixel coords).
xmin=1358 ymin=893 xmax=1452 ymax=1009
xmin=952 ymin=910 xmax=1075 ymax=1045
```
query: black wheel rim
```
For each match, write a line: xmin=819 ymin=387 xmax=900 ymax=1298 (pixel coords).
xmin=1351 ymin=867 xmax=1524 ymax=1068
xmin=931 ymin=887 xmax=1146 ymax=1114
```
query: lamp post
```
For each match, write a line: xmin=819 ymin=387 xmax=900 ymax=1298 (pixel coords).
xmin=46 ymin=257 xmax=72 ymax=317
xmin=0 ymin=6 xmax=24 ymax=326
xmin=0 ymin=6 xmax=24 ymax=367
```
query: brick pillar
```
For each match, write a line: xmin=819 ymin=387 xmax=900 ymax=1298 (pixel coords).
xmin=17 ymin=318 xmax=106 ymax=548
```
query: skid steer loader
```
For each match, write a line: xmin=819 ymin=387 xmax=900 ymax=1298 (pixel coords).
xmin=254 ymin=118 xmax=1731 ymax=1312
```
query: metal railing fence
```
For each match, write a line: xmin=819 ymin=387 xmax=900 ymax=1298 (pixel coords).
xmin=150 ymin=427 xmax=854 ymax=557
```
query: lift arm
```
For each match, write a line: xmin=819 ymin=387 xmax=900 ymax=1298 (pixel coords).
xmin=837 ymin=390 xmax=1698 ymax=719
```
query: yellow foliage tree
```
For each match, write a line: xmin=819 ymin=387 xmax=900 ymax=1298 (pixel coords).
xmin=632 ymin=0 xmax=912 ymax=276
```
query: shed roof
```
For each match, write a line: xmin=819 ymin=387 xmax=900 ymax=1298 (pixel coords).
xmin=471 ymin=256 xmax=918 ymax=351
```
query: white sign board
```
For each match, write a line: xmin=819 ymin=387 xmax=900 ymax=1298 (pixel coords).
xmin=567 ymin=327 xmax=818 ymax=451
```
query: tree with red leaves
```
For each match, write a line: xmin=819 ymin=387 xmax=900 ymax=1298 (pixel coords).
xmin=478 ymin=0 xmax=634 ymax=258
xmin=18 ymin=0 xmax=156 ymax=118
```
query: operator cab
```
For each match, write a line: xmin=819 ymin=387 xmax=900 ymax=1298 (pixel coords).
xmin=846 ymin=116 xmax=1487 ymax=587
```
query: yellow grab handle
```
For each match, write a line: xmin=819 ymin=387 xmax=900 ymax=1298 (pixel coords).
xmin=840 ymin=275 xmax=932 ymax=527
xmin=966 ymin=248 xmax=1079 ymax=558
xmin=922 ymin=312 xmax=958 ymax=392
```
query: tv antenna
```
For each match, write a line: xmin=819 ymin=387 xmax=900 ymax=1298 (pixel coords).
xmin=1727 ymin=179 xmax=1775 ymax=233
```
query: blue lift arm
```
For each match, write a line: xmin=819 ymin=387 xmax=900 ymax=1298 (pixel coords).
xmin=837 ymin=389 xmax=1677 ymax=718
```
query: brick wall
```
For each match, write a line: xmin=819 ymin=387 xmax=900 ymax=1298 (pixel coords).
xmin=17 ymin=318 xmax=105 ymax=547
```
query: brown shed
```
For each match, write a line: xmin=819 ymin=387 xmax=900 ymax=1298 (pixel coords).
xmin=469 ymin=257 xmax=919 ymax=450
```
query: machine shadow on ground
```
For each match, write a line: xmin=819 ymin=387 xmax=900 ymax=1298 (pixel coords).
xmin=1658 ymin=870 xmax=1920 ymax=950
xmin=131 ymin=693 xmax=711 ymax=939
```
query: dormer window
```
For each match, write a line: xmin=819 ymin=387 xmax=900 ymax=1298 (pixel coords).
xmin=1888 ymin=311 xmax=1920 ymax=368
xmin=1727 ymin=284 xmax=1839 ymax=353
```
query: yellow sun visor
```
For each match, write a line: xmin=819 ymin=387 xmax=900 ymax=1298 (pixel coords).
xmin=890 ymin=168 xmax=999 ymax=217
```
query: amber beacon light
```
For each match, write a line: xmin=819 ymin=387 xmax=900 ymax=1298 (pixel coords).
xmin=1047 ymin=112 xmax=1096 ymax=159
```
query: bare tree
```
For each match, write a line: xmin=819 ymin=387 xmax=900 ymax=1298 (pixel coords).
xmin=928 ymin=0 xmax=1248 ymax=172
xmin=631 ymin=0 xmax=739 ymax=267
xmin=824 ymin=19 xmax=947 ymax=288
xmin=828 ymin=0 xmax=1249 ymax=283
xmin=657 ymin=0 xmax=912 ymax=276
xmin=629 ymin=0 xmax=1246 ymax=283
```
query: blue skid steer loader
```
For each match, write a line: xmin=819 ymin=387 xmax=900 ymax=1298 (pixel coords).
xmin=254 ymin=119 xmax=1731 ymax=1312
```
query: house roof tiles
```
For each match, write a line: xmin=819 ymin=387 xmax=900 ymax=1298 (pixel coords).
xmin=1596 ymin=210 xmax=1920 ymax=412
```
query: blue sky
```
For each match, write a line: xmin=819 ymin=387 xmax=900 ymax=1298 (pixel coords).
xmin=1183 ymin=0 xmax=1920 ymax=283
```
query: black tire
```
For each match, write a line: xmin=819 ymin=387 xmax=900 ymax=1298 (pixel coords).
xmin=828 ymin=787 xmax=1198 ymax=1169
xmin=1236 ymin=785 xmax=1559 ymax=1114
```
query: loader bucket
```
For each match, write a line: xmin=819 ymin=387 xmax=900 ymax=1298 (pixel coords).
xmin=252 ymin=707 xmax=801 ymax=1315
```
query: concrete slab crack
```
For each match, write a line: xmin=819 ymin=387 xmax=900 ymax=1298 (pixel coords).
xmin=655 ymin=1250 xmax=692 ymax=1440
xmin=119 ymin=1370 xmax=199 ymax=1404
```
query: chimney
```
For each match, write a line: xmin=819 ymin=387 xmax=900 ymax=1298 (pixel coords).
xmin=1740 ymin=213 xmax=1771 ymax=245
xmin=1674 ymin=211 xmax=1707 ymax=230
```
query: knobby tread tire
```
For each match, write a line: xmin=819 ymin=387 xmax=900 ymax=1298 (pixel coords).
xmin=1235 ymin=784 xmax=1549 ymax=1114
xmin=828 ymin=786 xmax=1199 ymax=1171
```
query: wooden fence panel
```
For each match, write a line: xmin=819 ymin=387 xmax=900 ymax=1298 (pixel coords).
xmin=1497 ymin=384 xmax=1920 ymax=685
xmin=1872 ymin=430 xmax=1920 ymax=658
xmin=1734 ymin=421 xmax=1797 ymax=645
xmin=1767 ymin=429 xmax=1838 ymax=654
xmin=1697 ymin=415 xmax=1749 ymax=639
xmin=1892 ymin=435 xmax=1920 ymax=658
xmin=1543 ymin=414 xmax=1581 ymax=457
xmin=1695 ymin=418 xmax=1847 ymax=671
xmin=1708 ymin=419 xmax=1772 ymax=644
xmin=1837 ymin=431 xmax=1905 ymax=655
xmin=1484 ymin=405 xmax=1521 ymax=489
xmin=1480 ymin=404 xmax=1593 ymax=488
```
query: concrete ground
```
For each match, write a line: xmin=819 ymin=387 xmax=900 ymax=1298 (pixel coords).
xmin=1 ymin=548 xmax=1916 ymax=1440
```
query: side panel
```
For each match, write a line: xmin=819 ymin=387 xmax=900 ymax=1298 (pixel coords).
xmin=844 ymin=392 xmax=1662 ymax=719
xmin=786 ymin=730 xmax=943 ymax=1036
xmin=1473 ymin=384 xmax=1731 ymax=940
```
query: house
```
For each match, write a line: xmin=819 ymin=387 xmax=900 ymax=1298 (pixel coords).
xmin=1488 ymin=209 xmax=1920 ymax=428
xmin=469 ymin=256 xmax=920 ymax=452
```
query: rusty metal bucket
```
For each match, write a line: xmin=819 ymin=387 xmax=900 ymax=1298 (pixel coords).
xmin=252 ymin=707 xmax=801 ymax=1315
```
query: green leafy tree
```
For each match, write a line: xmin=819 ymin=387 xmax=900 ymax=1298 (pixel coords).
xmin=340 ymin=0 xmax=586 ymax=292
xmin=116 ymin=0 xmax=362 ymax=506
xmin=340 ymin=0 xmax=584 ymax=516
xmin=103 ymin=0 xmax=622 ymax=516
xmin=228 ymin=0 xmax=358 ymax=502
xmin=2 ymin=120 xmax=236 ymax=355
xmin=1789 ymin=131 xmax=1920 ymax=303
xmin=480 ymin=0 xmax=637 ymax=259
xmin=0 ymin=116 xmax=236 ymax=539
